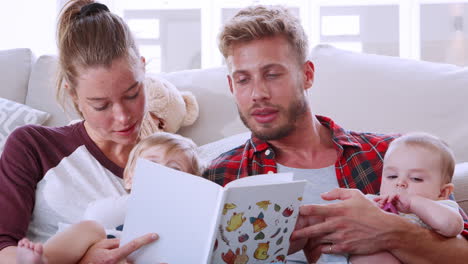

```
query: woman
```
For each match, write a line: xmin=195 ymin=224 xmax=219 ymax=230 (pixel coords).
xmin=0 ymin=0 xmax=158 ymax=262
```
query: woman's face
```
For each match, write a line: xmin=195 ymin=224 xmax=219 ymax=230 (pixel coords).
xmin=73 ymin=56 xmax=146 ymax=146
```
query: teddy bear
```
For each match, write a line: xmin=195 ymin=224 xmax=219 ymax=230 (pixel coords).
xmin=139 ymin=76 xmax=199 ymax=138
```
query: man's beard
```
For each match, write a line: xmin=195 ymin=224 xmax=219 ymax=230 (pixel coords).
xmin=238 ymin=95 xmax=308 ymax=141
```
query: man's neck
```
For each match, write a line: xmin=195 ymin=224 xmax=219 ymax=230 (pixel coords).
xmin=269 ymin=114 xmax=338 ymax=169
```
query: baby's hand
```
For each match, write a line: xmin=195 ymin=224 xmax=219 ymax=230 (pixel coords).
xmin=374 ymin=194 xmax=412 ymax=213
xmin=390 ymin=193 xmax=412 ymax=213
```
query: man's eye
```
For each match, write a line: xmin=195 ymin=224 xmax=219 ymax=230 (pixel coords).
xmin=237 ymin=78 xmax=248 ymax=84
xmin=266 ymin=73 xmax=280 ymax=79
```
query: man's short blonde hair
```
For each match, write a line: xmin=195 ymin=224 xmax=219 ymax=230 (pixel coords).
xmin=386 ymin=132 xmax=455 ymax=184
xmin=123 ymin=132 xmax=203 ymax=189
xmin=218 ymin=5 xmax=309 ymax=65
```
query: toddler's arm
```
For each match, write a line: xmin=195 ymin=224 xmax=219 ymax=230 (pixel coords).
xmin=376 ymin=194 xmax=463 ymax=237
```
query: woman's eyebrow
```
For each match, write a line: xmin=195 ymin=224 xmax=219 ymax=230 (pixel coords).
xmin=86 ymin=81 xmax=139 ymax=101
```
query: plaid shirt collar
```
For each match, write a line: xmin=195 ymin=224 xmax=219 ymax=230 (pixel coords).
xmin=248 ymin=115 xmax=361 ymax=155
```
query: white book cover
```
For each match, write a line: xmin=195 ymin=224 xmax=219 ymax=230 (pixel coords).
xmin=121 ymin=158 xmax=306 ymax=264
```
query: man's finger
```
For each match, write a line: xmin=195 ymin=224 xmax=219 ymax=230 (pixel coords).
xmin=320 ymin=188 xmax=359 ymax=201
xmin=113 ymin=233 xmax=159 ymax=260
xmin=290 ymin=220 xmax=336 ymax=240
xmin=299 ymin=203 xmax=341 ymax=218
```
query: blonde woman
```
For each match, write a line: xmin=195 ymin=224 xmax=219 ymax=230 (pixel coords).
xmin=0 ymin=1 xmax=160 ymax=262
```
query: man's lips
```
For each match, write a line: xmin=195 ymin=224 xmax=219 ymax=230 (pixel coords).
xmin=251 ymin=108 xmax=279 ymax=124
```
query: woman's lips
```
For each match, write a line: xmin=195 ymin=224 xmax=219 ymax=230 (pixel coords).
xmin=251 ymin=108 xmax=279 ymax=124
xmin=115 ymin=123 xmax=136 ymax=136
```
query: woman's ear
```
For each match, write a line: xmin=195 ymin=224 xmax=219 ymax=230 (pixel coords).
xmin=439 ymin=183 xmax=454 ymax=200
xmin=141 ymin=56 xmax=146 ymax=72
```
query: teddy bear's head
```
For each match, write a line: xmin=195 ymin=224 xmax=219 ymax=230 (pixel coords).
xmin=140 ymin=77 xmax=199 ymax=138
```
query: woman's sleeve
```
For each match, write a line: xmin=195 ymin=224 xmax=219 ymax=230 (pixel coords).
xmin=0 ymin=127 xmax=42 ymax=250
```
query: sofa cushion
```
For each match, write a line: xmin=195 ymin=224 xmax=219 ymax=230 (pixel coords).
xmin=158 ymin=68 xmax=248 ymax=146
xmin=197 ymin=131 xmax=251 ymax=163
xmin=26 ymin=55 xmax=79 ymax=127
xmin=0 ymin=98 xmax=50 ymax=153
xmin=0 ymin=49 xmax=34 ymax=104
xmin=309 ymin=44 xmax=468 ymax=162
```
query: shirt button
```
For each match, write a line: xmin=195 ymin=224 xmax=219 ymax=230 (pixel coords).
xmin=265 ymin=149 xmax=271 ymax=156
xmin=267 ymin=171 xmax=274 ymax=174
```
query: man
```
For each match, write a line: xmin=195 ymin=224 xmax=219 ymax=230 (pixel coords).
xmin=204 ymin=5 xmax=468 ymax=263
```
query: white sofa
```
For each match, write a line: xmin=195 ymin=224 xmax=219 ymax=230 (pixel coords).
xmin=1 ymin=45 xmax=468 ymax=212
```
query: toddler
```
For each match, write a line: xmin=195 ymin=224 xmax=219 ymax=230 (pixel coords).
xmin=319 ymin=132 xmax=464 ymax=264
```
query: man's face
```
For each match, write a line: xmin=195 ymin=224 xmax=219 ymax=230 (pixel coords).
xmin=226 ymin=36 xmax=313 ymax=141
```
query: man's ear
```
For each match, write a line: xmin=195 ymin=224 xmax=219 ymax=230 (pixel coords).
xmin=303 ymin=60 xmax=314 ymax=91
xmin=227 ymin=75 xmax=234 ymax=94
xmin=439 ymin=183 xmax=455 ymax=200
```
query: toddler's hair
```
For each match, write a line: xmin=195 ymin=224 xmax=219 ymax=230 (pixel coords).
xmin=123 ymin=132 xmax=203 ymax=189
xmin=386 ymin=132 xmax=455 ymax=183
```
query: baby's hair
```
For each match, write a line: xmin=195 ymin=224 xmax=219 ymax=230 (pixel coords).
xmin=123 ymin=132 xmax=204 ymax=189
xmin=386 ymin=132 xmax=455 ymax=183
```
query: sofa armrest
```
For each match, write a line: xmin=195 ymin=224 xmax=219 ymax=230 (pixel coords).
xmin=453 ymin=163 xmax=468 ymax=213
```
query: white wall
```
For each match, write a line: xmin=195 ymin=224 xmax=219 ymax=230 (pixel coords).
xmin=0 ymin=0 xmax=58 ymax=55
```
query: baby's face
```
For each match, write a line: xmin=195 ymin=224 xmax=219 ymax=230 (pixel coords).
xmin=140 ymin=145 xmax=192 ymax=173
xmin=381 ymin=145 xmax=445 ymax=200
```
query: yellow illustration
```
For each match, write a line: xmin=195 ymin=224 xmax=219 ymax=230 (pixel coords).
xmin=226 ymin=212 xmax=246 ymax=232
xmin=223 ymin=203 xmax=237 ymax=215
xmin=254 ymin=242 xmax=270 ymax=260
xmin=256 ymin=200 xmax=271 ymax=210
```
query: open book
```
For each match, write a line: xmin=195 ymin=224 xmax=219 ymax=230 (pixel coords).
xmin=121 ymin=159 xmax=306 ymax=263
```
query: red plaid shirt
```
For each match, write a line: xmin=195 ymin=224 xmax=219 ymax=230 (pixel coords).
xmin=204 ymin=115 xmax=468 ymax=237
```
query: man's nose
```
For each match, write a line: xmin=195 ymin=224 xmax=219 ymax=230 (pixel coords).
xmin=251 ymin=79 xmax=270 ymax=101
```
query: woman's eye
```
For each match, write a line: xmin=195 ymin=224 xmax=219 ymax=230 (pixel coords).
xmin=126 ymin=91 xmax=139 ymax=100
xmin=387 ymin=175 xmax=397 ymax=179
xmin=411 ymin=177 xmax=423 ymax=182
xmin=94 ymin=104 xmax=108 ymax=111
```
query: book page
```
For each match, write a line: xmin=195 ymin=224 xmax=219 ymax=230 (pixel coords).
xmin=121 ymin=159 xmax=222 ymax=263
xmin=210 ymin=180 xmax=306 ymax=264
xmin=224 ymin=172 xmax=294 ymax=188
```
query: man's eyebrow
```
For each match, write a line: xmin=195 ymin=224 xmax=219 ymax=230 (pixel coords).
xmin=261 ymin=63 xmax=283 ymax=71
xmin=86 ymin=81 xmax=139 ymax=101
xmin=232 ymin=64 xmax=283 ymax=76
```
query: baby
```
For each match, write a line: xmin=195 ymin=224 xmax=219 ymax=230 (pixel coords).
xmin=17 ymin=132 xmax=203 ymax=264
xmin=319 ymin=132 xmax=464 ymax=264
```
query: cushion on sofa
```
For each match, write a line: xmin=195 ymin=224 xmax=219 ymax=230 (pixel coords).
xmin=0 ymin=48 xmax=34 ymax=104
xmin=26 ymin=55 xmax=78 ymax=127
xmin=309 ymin=44 xmax=468 ymax=163
xmin=0 ymin=98 xmax=50 ymax=153
xmin=197 ymin=131 xmax=251 ymax=163
xmin=157 ymin=68 xmax=249 ymax=146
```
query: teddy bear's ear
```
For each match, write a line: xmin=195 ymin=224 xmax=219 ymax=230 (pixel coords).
xmin=181 ymin=91 xmax=199 ymax=126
